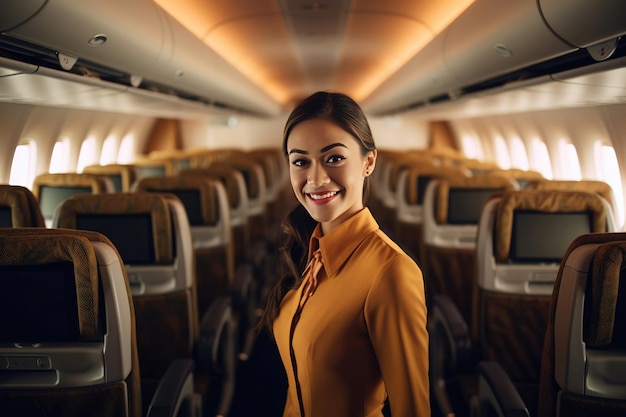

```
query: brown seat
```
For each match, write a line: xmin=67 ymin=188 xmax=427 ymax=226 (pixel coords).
xmin=525 ymin=179 xmax=619 ymax=229
xmin=473 ymin=189 xmax=612 ymax=415
xmin=0 ymin=227 xmax=200 ymax=417
xmin=32 ymin=173 xmax=114 ymax=226
xmin=133 ymin=175 xmax=258 ymax=358
xmin=53 ymin=192 xmax=237 ymax=415
xmin=0 ymin=184 xmax=45 ymax=227
xmin=473 ymin=232 xmax=626 ymax=417
xmin=422 ymin=174 xmax=516 ymax=316
xmin=83 ymin=164 xmax=140 ymax=192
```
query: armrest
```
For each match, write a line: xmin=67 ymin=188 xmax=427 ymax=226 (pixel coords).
xmin=195 ymin=295 xmax=237 ymax=417
xmin=428 ymin=294 xmax=474 ymax=417
xmin=429 ymin=294 xmax=473 ymax=369
xmin=147 ymin=358 xmax=202 ymax=417
xmin=471 ymin=361 xmax=530 ymax=417
xmin=232 ymin=263 xmax=256 ymax=312
xmin=196 ymin=296 xmax=234 ymax=371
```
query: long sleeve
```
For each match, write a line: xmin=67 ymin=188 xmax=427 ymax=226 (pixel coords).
xmin=365 ymin=253 xmax=430 ymax=417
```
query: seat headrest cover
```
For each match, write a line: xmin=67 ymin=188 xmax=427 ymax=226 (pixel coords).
xmin=436 ymin=175 xmax=516 ymax=224
xmin=56 ymin=193 xmax=174 ymax=264
xmin=0 ymin=185 xmax=33 ymax=227
xmin=135 ymin=176 xmax=219 ymax=225
xmin=495 ymin=190 xmax=607 ymax=262
xmin=587 ymin=241 xmax=626 ymax=348
xmin=32 ymin=173 xmax=110 ymax=198
xmin=0 ymin=228 xmax=103 ymax=340
xmin=405 ymin=165 xmax=466 ymax=205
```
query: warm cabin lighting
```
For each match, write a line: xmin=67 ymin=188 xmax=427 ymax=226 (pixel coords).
xmin=49 ymin=139 xmax=70 ymax=173
xmin=9 ymin=142 xmax=36 ymax=188
xmin=77 ymin=136 xmax=97 ymax=173
xmin=153 ymin=0 xmax=476 ymax=105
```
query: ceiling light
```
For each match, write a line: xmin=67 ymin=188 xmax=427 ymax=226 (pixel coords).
xmin=88 ymin=34 xmax=108 ymax=46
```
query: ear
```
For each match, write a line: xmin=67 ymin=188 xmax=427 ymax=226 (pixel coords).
xmin=364 ymin=149 xmax=377 ymax=176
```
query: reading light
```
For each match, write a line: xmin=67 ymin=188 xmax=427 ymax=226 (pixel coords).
xmin=88 ymin=34 xmax=108 ymax=46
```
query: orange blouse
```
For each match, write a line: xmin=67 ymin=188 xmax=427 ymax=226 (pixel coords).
xmin=273 ymin=208 xmax=430 ymax=417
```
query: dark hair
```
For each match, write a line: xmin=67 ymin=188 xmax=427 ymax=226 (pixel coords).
xmin=259 ymin=91 xmax=376 ymax=334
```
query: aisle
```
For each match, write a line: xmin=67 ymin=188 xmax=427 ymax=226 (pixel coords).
xmin=229 ymin=329 xmax=287 ymax=417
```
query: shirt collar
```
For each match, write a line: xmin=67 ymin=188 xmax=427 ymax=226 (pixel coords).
xmin=307 ymin=208 xmax=379 ymax=277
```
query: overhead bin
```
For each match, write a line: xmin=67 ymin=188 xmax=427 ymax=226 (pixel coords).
xmin=539 ymin=0 xmax=626 ymax=48
xmin=443 ymin=0 xmax=575 ymax=87
xmin=364 ymin=0 xmax=625 ymax=115
xmin=2 ymin=0 xmax=281 ymax=115
xmin=0 ymin=0 xmax=46 ymax=33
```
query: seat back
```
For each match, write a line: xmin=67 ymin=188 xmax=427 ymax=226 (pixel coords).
xmin=0 ymin=227 xmax=140 ymax=417
xmin=53 ymin=192 xmax=198 ymax=406
xmin=32 ymin=173 xmax=114 ymax=226
xmin=214 ymin=155 xmax=268 ymax=246
xmin=536 ymin=232 xmax=626 ymax=417
xmin=526 ymin=179 xmax=619 ymax=229
xmin=0 ymin=184 xmax=46 ymax=227
xmin=422 ymin=174 xmax=515 ymax=318
xmin=476 ymin=189 xmax=611 ymax=415
xmin=395 ymin=165 xmax=468 ymax=266
xmin=134 ymin=175 xmax=234 ymax=315
xmin=83 ymin=164 xmax=139 ymax=192
xmin=180 ymin=166 xmax=250 ymax=264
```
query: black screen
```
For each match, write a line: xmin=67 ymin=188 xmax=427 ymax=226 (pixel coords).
xmin=416 ymin=176 xmax=433 ymax=205
xmin=447 ymin=188 xmax=499 ymax=224
xmin=77 ymin=213 xmax=155 ymax=264
xmin=511 ymin=211 xmax=591 ymax=262
xmin=0 ymin=262 xmax=80 ymax=343
xmin=154 ymin=189 xmax=202 ymax=226
xmin=0 ymin=206 xmax=12 ymax=227
xmin=39 ymin=185 xmax=92 ymax=219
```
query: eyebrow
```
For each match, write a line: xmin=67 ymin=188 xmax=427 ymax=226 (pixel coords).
xmin=288 ymin=142 xmax=348 ymax=155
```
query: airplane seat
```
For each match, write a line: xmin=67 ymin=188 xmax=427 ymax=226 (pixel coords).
xmin=487 ymin=168 xmax=544 ymax=189
xmin=133 ymin=175 xmax=258 ymax=360
xmin=179 ymin=166 xmax=251 ymax=266
xmin=472 ymin=232 xmax=626 ymax=417
xmin=245 ymin=148 xmax=287 ymax=227
xmin=525 ymin=179 xmax=619 ymax=231
xmin=83 ymin=164 xmax=140 ymax=192
xmin=0 ymin=227 xmax=200 ymax=417
xmin=473 ymin=189 xmax=612 ymax=416
xmin=214 ymin=155 xmax=268 ymax=248
xmin=32 ymin=173 xmax=115 ymax=227
xmin=422 ymin=174 xmax=516 ymax=315
xmin=0 ymin=184 xmax=46 ymax=227
xmin=53 ymin=192 xmax=237 ymax=415
xmin=394 ymin=164 xmax=467 ymax=278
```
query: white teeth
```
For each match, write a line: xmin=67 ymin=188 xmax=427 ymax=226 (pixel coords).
xmin=309 ymin=191 xmax=337 ymax=200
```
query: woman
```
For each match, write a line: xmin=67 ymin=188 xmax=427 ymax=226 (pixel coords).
xmin=261 ymin=91 xmax=429 ymax=417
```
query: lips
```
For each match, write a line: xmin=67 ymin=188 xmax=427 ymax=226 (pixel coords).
xmin=307 ymin=190 xmax=339 ymax=204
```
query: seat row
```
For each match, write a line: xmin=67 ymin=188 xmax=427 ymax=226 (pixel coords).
xmin=370 ymin=150 xmax=624 ymax=417
xmin=0 ymin=147 xmax=292 ymax=417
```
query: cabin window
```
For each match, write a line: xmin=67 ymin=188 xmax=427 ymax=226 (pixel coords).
xmin=530 ymin=139 xmax=553 ymax=179
xmin=9 ymin=142 xmax=37 ymax=188
xmin=494 ymin=136 xmax=511 ymax=169
xmin=460 ymin=133 xmax=483 ymax=160
xmin=560 ymin=142 xmax=582 ymax=180
xmin=77 ymin=136 xmax=98 ymax=173
xmin=118 ymin=134 xmax=136 ymax=164
xmin=49 ymin=139 xmax=70 ymax=174
xmin=595 ymin=142 xmax=624 ymax=228
xmin=509 ymin=136 xmax=529 ymax=170
xmin=100 ymin=135 xmax=118 ymax=165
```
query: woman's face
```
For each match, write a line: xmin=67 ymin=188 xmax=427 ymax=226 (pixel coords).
xmin=287 ymin=118 xmax=376 ymax=234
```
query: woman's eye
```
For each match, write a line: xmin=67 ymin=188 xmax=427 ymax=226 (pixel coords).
xmin=291 ymin=158 xmax=308 ymax=167
xmin=327 ymin=155 xmax=345 ymax=164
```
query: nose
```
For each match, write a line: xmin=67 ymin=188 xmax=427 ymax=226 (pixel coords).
xmin=307 ymin=163 xmax=330 ymax=186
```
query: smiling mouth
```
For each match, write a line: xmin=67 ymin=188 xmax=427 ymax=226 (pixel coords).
xmin=308 ymin=191 xmax=338 ymax=200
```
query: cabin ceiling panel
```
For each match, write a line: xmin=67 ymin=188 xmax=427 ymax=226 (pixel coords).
xmin=155 ymin=0 xmax=475 ymax=106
